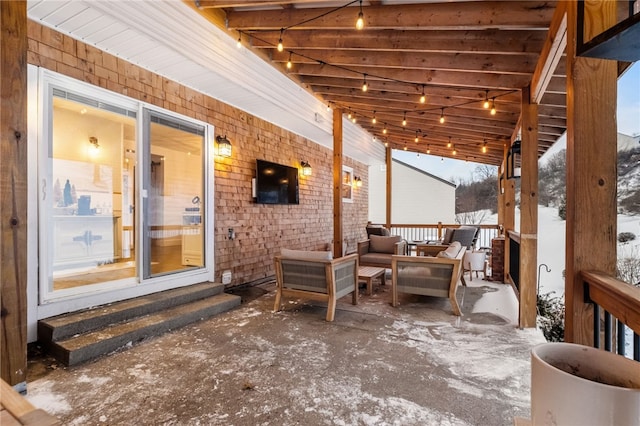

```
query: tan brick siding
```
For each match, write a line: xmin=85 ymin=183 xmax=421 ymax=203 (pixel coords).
xmin=28 ymin=21 xmax=369 ymax=286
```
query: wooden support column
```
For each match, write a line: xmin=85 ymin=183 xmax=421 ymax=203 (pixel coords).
xmin=333 ymin=108 xmax=343 ymax=257
xmin=565 ymin=0 xmax=617 ymax=344
xmin=503 ymin=146 xmax=516 ymax=282
xmin=385 ymin=145 xmax=392 ymax=229
xmin=519 ymin=85 xmax=539 ymax=328
xmin=1 ymin=0 xmax=28 ymax=387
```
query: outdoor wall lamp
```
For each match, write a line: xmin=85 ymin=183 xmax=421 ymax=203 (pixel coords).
xmin=216 ymin=135 xmax=232 ymax=158
xmin=353 ymin=176 xmax=362 ymax=188
xmin=301 ymin=160 xmax=312 ymax=176
xmin=89 ymin=136 xmax=99 ymax=150
xmin=506 ymin=139 xmax=521 ymax=180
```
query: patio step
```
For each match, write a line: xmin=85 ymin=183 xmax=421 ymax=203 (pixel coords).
xmin=38 ymin=283 xmax=241 ymax=366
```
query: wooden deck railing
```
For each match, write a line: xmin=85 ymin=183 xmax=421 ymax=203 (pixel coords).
xmin=582 ymin=270 xmax=640 ymax=361
xmin=386 ymin=223 xmax=500 ymax=249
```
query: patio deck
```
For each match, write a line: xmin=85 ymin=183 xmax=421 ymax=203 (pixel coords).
xmin=24 ymin=278 xmax=546 ymax=425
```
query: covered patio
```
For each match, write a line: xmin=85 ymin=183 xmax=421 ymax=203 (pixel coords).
xmin=2 ymin=0 xmax=639 ymax=421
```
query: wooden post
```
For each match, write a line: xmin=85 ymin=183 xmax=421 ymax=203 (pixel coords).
xmin=565 ymin=0 xmax=617 ymax=344
xmin=519 ymin=85 xmax=539 ymax=328
xmin=503 ymin=146 xmax=516 ymax=282
xmin=333 ymin=108 xmax=343 ymax=257
xmin=1 ymin=0 xmax=28 ymax=387
xmin=385 ymin=145 xmax=392 ymax=230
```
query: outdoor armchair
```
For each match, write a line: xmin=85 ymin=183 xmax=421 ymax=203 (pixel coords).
xmin=273 ymin=250 xmax=358 ymax=322
xmin=391 ymin=242 xmax=466 ymax=316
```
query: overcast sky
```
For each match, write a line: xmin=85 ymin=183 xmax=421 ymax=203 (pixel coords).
xmin=393 ymin=63 xmax=640 ymax=182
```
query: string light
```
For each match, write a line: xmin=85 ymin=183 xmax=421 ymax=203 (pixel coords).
xmin=372 ymin=111 xmax=377 ymax=124
xmin=383 ymin=124 xmax=388 ymax=134
xmin=447 ymin=136 xmax=452 ymax=148
xmin=482 ymin=140 xmax=488 ymax=153
xmin=403 ymin=144 xmax=408 ymax=151
xmin=362 ymin=74 xmax=368 ymax=92
xmin=441 ymin=157 xmax=444 ymax=163
xmin=402 ymin=112 xmax=407 ymax=126
xmin=414 ymin=130 xmax=419 ymax=143
xmin=348 ymin=110 xmax=352 ymax=119
xmin=483 ymin=90 xmax=490 ymax=109
xmin=286 ymin=52 xmax=293 ymax=69
xmin=277 ymin=28 xmax=284 ymax=52
xmin=351 ymin=112 xmax=356 ymax=123
xmin=237 ymin=31 xmax=242 ymax=48
xmin=384 ymin=140 xmax=389 ymax=147
xmin=452 ymin=145 xmax=457 ymax=156
xmin=427 ymin=145 xmax=431 ymax=154
xmin=326 ymin=103 xmax=331 ymax=111
xmin=356 ymin=0 xmax=364 ymax=30
xmin=490 ymin=98 xmax=497 ymax=115
xmin=440 ymin=108 xmax=445 ymax=124
xmin=419 ymin=85 xmax=426 ymax=104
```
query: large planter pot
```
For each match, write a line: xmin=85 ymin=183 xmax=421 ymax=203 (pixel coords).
xmin=531 ymin=342 xmax=640 ymax=425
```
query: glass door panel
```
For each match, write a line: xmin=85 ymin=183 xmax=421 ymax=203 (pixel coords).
xmin=48 ymin=93 xmax=137 ymax=292
xmin=144 ymin=111 xmax=205 ymax=278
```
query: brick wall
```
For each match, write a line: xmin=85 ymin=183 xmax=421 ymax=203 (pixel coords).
xmin=27 ymin=22 xmax=369 ymax=286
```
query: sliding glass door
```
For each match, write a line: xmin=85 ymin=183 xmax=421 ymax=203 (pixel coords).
xmin=143 ymin=111 xmax=205 ymax=278
xmin=38 ymin=71 xmax=211 ymax=302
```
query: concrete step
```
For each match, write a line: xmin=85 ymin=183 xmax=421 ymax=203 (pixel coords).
xmin=47 ymin=293 xmax=241 ymax=366
xmin=39 ymin=282 xmax=225 ymax=342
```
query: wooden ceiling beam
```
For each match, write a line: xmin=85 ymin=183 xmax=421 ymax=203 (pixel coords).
xmin=274 ymin=50 xmax=537 ymax=75
xmin=248 ymin=29 xmax=547 ymax=54
xmin=291 ymin=64 xmax=532 ymax=90
xmin=226 ymin=2 xmax=556 ymax=30
xmin=303 ymin=76 xmax=522 ymax=102
xmin=313 ymin=87 xmax=521 ymax=111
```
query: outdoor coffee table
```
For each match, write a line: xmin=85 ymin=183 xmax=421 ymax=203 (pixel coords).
xmin=358 ymin=266 xmax=386 ymax=295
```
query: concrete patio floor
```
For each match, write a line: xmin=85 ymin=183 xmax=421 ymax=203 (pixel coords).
xmin=25 ymin=278 xmax=546 ymax=425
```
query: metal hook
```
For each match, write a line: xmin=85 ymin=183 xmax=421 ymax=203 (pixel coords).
xmin=537 ymin=263 xmax=551 ymax=294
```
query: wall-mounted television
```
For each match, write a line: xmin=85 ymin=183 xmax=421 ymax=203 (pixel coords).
xmin=255 ymin=159 xmax=299 ymax=204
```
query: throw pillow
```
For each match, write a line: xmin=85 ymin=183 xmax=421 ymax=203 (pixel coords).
xmin=437 ymin=241 xmax=462 ymax=259
xmin=369 ymin=235 xmax=401 ymax=254
xmin=442 ymin=228 xmax=454 ymax=244
xmin=280 ymin=248 xmax=333 ymax=261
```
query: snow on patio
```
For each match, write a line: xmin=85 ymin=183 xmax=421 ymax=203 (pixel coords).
xmin=26 ymin=280 xmax=545 ymax=425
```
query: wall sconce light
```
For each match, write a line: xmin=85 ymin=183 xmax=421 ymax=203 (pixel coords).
xmin=89 ymin=136 xmax=99 ymax=150
xmin=506 ymin=139 xmax=521 ymax=180
xmin=353 ymin=176 xmax=362 ymax=188
xmin=216 ymin=135 xmax=232 ymax=158
xmin=301 ymin=161 xmax=312 ymax=176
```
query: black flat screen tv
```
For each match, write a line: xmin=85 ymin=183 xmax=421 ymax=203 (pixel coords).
xmin=255 ymin=159 xmax=299 ymax=204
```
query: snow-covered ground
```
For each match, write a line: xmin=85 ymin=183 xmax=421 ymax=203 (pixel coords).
xmin=483 ymin=205 xmax=640 ymax=296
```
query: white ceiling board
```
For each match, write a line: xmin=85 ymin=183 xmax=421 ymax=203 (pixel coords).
xmin=27 ymin=0 xmax=385 ymax=166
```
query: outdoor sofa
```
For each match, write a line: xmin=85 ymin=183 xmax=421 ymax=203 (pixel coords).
xmin=357 ymin=235 xmax=407 ymax=269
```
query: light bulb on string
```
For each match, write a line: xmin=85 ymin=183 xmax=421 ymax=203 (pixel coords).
xmin=372 ymin=111 xmax=377 ymax=124
xmin=482 ymin=140 xmax=488 ymax=153
xmin=490 ymin=98 xmax=497 ymax=115
xmin=277 ymin=28 xmax=284 ymax=52
xmin=236 ymin=31 xmax=242 ymax=48
xmin=286 ymin=52 xmax=292 ymax=69
xmin=362 ymin=74 xmax=368 ymax=92
xmin=483 ymin=90 xmax=490 ymax=109
xmin=427 ymin=145 xmax=431 ymax=154
xmin=414 ymin=131 xmax=419 ymax=143
xmin=419 ymin=85 xmax=426 ymax=104
xmin=347 ymin=110 xmax=352 ymax=120
xmin=402 ymin=112 xmax=407 ymax=127
xmin=355 ymin=0 xmax=364 ymax=30
xmin=383 ymin=124 xmax=388 ymax=135
xmin=452 ymin=145 xmax=457 ymax=156
xmin=439 ymin=108 xmax=445 ymax=124
xmin=352 ymin=113 xmax=356 ymax=123
xmin=447 ymin=136 xmax=452 ymax=148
